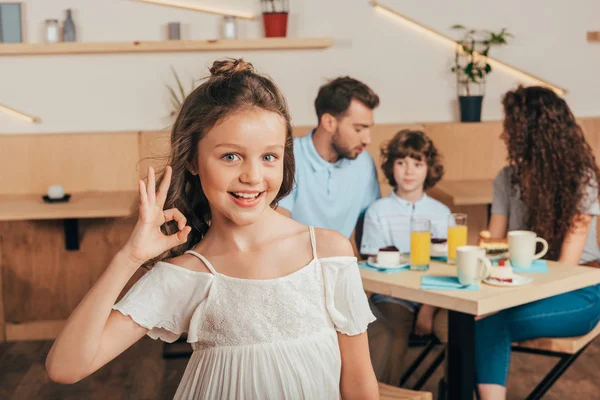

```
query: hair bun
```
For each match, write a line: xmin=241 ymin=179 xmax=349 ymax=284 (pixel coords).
xmin=209 ymin=58 xmax=254 ymax=78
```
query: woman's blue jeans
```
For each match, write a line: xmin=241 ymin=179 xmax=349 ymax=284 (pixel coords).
xmin=475 ymin=285 xmax=600 ymax=385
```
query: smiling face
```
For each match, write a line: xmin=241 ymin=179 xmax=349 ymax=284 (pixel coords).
xmin=194 ymin=108 xmax=287 ymax=227
xmin=393 ymin=156 xmax=428 ymax=196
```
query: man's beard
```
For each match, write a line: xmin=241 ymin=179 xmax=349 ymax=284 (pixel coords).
xmin=332 ymin=130 xmax=359 ymax=160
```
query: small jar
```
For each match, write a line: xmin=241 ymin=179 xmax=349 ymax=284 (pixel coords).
xmin=221 ymin=15 xmax=237 ymax=40
xmin=45 ymin=19 xmax=60 ymax=43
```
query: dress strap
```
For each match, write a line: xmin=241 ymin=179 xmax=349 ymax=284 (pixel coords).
xmin=309 ymin=226 xmax=318 ymax=260
xmin=184 ymin=250 xmax=217 ymax=275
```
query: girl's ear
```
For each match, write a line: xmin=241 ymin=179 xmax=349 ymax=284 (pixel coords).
xmin=186 ymin=161 xmax=198 ymax=176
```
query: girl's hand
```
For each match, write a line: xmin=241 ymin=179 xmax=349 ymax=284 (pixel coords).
xmin=122 ymin=166 xmax=191 ymax=265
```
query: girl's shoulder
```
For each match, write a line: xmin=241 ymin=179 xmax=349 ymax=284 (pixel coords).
xmin=313 ymin=227 xmax=355 ymax=259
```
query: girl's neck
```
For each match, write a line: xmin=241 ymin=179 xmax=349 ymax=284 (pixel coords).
xmin=201 ymin=208 xmax=279 ymax=253
xmin=395 ymin=187 xmax=424 ymax=204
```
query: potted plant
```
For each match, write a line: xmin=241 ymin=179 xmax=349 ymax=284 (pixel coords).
xmin=166 ymin=67 xmax=194 ymax=118
xmin=450 ymin=25 xmax=512 ymax=122
xmin=261 ymin=0 xmax=289 ymax=38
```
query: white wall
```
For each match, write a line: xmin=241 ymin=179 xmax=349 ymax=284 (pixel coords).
xmin=1 ymin=0 xmax=599 ymax=134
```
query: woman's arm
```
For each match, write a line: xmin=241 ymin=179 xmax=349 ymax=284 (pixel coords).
xmin=488 ymin=213 xmax=508 ymax=238
xmin=338 ymin=332 xmax=379 ymax=400
xmin=558 ymin=214 xmax=592 ymax=265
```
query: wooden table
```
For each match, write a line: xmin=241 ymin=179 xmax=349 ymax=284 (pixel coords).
xmin=361 ymin=261 xmax=600 ymax=400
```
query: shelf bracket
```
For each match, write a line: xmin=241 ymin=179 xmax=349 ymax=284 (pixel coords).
xmin=63 ymin=219 xmax=80 ymax=251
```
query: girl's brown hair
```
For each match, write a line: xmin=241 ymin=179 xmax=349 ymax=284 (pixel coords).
xmin=380 ymin=129 xmax=444 ymax=190
xmin=503 ymin=85 xmax=600 ymax=260
xmin=146 ymin=58 xmax=294 ymax=267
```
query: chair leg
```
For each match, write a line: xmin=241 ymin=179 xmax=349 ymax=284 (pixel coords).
xmin=525 ymin=347 xmax=587 ymax=400
xmin=413 ymin=347 xmax=446 ymax=390
xmin=399 ymin=340 xmax=437 ymax=386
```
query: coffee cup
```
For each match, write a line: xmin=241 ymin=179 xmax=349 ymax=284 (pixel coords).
xmin=456 ymin=246 xmax=492 ymax=286
xmin=508 ymin=230 xmax=548 ymax=269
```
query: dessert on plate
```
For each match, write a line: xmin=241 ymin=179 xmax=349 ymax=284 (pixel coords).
xmin=479 ymin=230 xmax=508 ymax=256
xmin=431 ymin=238 xmax=448 ymax=255
xmin=377 ymin=246 xmax=402 ymax=266
xmin=489 ymin=259 xmax=513 ymax=283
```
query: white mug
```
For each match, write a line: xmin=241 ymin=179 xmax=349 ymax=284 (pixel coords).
xmin=508 ymin=230 xmax=548 ymax=269
xmin=456 ymin=246 xmax=492 ymax=286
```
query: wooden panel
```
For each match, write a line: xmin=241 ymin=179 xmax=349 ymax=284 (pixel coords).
xmin=579 ymin=117 xmax=600 ymax=156
xmin=428 ymin=179 xmax=494 ymax=206
xmin=0 ymin=217 xmax=137 ymax=322
xmin=587 ymin=31 xmax=600 ymax=41
xmin=138 ymin=130 xmax=171 ymax=178
xmin=0 ymin=131 xmax=139 ymax=195
xmin=0 ymin=191 xmax=136 ymax=221
xmin=5 ymin=320 xmax=65 ymax=341
xmin=514 ymin=320 xmax=600 ymax=354
xmin=0 ymin=235 xmax=4 ymax=342
xmin=379 ymin=383 xmax=432 ymax=400
xmin=423 ymin=121 xmax=506 ymax=181
xmin=0 ymin=38 xmax=335 ymax=56
xmin=361 ymin=261 xmax=600 ymax=316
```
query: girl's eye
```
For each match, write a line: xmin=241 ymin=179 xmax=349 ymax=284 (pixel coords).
xmin=222 ymin=153 xmax=240 ymax=162
xmin=416 ymin=163 xmax=425 ymax=167
xmin=263 ymin=154 xmax=278 ymax=162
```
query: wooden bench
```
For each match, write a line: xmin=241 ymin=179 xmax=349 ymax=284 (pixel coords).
xmin=512 ymin=320 xmax=600 ymax=400
xmin=379 ymin=382 xmax=432 ymax=400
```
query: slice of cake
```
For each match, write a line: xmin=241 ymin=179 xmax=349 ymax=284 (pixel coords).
xmin=377 ymin=246 xmax=401 ymax=267
xmin=431 ymin=238 xmax=448 ymax=254
xmin=479 ymin=230 xmax=508 ymax=256
xmin=489 ymin=259 xmax=513 ymax=283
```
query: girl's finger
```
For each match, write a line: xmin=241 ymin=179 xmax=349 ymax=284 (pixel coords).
xmin=147 ymin=166 xmax=156 ymax=204
xmin=139 ymin=180 xmax=148 ymax=207
xmin=166 ymin=226 xmax=191 ymax=248
xmin=156 ymin=166 xmax=172 ymax=207
xmin=163 ymin=208 xmax=187 ymax=230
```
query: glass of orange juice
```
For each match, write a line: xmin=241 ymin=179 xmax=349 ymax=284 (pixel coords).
xmin=448 ymin=213 xmax=468 ymax=264
xmin=410 ymin=217 xmax=431 ymax=271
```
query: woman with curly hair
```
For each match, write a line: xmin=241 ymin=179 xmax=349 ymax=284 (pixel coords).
xmin=478 ymin=86 xmax=600 ymax=399
xmin=361 ymin=129 xmax=450 ymax=385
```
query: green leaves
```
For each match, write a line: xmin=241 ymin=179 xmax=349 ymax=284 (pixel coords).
xmin=450 ymin=24 xmax=512 ymax=88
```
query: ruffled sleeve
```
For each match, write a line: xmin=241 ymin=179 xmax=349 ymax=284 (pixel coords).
xmin=112 ymin=261 xmax=213 ymax=343
xmin=321 ymin=256 xmax=376 ymax=336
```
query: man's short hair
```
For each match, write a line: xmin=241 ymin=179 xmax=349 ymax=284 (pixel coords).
xmin=314 ymin=77 xmax=379 ymax=122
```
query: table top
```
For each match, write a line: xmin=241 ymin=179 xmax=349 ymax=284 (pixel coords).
xmin=0 ymin=191 xmax=137 ymax=221
xmin=361 ymin=261 xmax=600 ymax=316
xmin=428 ymin=179 xmax=494 ymax=206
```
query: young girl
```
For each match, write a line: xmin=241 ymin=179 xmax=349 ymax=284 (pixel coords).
xmin=360 ymin=129 xmax=450 ymax=386
xmin=477 ymin=86 xmax=600 ymax=400
xmin=45 ymin=59 xmax=379 ymax=399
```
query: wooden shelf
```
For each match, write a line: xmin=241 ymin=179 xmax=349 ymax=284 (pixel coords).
xmin=588 ymin=32 xmax=600 ymax=42
xmin=0 ymin=191 xmax=136 ymax=221
xmin=0 ymin=38 xmax=334 ymax=56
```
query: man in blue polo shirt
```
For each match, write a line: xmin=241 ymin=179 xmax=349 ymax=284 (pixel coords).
xmin=278 ymin=77 xmax=381 ymax=239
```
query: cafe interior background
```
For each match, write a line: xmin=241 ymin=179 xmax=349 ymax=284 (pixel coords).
xmin=1 ymin=0 xmax=599 ymax=399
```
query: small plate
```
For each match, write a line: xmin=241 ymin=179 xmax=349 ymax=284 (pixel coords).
xmin=483 ymin=273 xmax=533 ymax=287
xmin=431 ymin=249 xmax=448 ymax=258
xmin=367 ymin=255 xmax=409 ymax=269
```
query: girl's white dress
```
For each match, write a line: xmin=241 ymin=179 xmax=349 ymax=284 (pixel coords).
xmin=113 ymin=226 xmax=375 ymax=399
